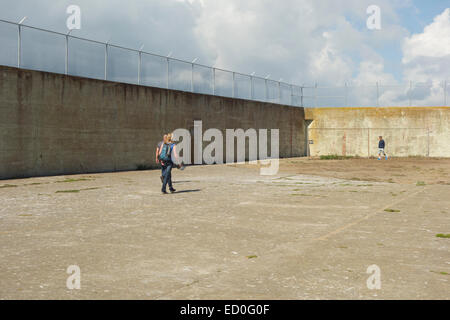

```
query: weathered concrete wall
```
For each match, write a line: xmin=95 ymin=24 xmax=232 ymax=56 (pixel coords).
xmin=0 ymin=66 xmax=306 ymax=179
xmin=305 ymin=107 xmax=450 ymax=157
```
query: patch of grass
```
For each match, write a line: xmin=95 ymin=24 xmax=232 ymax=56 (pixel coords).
xmin=320 ymin=155 xmax=354 ymax=160
xmin=416 ymin=181 xmax=426 ymax=186
xmin=55 ymin=186 xmax=103 ymax=194
xmin=337 ymin=245 xmax=348 ymax=249
xmin=246 ymin=255 xmax=258 ymax=259
xmin=387 ymin=178 xmax=395 ymax=183
xmin=357 ymin=184 xmax=374 ymax=187
xmin=0 ymin=184 xmax=17 ymax=188
xmin=436 ymin=234 xmax=450 ymax=239
xmin=18 ymin=213 xmax=33 ymax=217
xmin=390 ymin=192 xmax=398 ymax=197
xmin=384 ymin=208 xmax=401 ymax=213
xmin=430 ymin=270 xmax=449 ymax=276
xmin=292 ymin=193 xmax=313 ymax=196
xmin=340 ymin=183 xmax=353 ymax=187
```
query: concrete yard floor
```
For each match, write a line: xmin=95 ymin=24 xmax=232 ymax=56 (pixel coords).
xmin=0 ymin=158 xmax=449 ymax=299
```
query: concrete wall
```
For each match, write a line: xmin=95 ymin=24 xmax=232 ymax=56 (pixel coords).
xmin=305 ymin=107 xmax=450 ymax=158
xmin=0 ymin=66 xmax=306 ymax=179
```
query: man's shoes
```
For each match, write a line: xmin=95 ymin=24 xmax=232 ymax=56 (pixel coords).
xmin=161 ymin=190 xmax=168 ymax=194
xmin=169 ymin=188 xmax=176 ymax=193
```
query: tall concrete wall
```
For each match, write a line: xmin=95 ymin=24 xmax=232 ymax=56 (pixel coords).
xmin=0 ymin=66 xmax=306 ymax=179
xmin=305 ymin=107 xmax=450 ymax=158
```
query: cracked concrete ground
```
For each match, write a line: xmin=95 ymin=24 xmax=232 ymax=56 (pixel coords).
xmin=0 ymin=158 xmax=449 ymax=299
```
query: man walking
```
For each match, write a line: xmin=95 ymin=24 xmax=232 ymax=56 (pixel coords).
xmin=156 ymin=135 xmax=167 ymax=183
xmin=158 ymin=133 xmax=176 ymax=194
xmin=378 ymin=136 xmax=388 ymax=160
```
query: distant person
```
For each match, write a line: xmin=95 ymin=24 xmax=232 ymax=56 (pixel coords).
xmin=158 ymin=133 xmax=179 ymax=194
xmin=378 ymin=136 xmax=388 ymax=160
xmin=156 ymin=135 xmax=167 ymax=183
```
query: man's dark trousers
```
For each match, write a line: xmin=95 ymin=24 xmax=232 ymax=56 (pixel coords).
xmin=161 ymin=161 xmax=174 ymax=192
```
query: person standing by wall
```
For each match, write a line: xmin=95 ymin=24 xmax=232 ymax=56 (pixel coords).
xmin=378 ymin=136 xmax=388 ymax=160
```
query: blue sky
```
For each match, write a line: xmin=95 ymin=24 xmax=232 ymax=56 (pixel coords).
xmin=407 ymin=0 xmax=450 ymax=32
xmin=0 ymin=0 xmax=448 ymax=93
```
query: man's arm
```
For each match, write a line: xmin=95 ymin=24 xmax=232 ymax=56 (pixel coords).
xmin=155 ymin=147 xmax=160 ymax=164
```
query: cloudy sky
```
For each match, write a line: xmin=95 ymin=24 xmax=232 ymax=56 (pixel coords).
xmin=0 ymin=0 xmax=449 ymax=105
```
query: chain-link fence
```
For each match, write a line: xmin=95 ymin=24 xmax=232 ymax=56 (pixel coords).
xmin=0 ymin=18 xmax=449 ymax=108
xmin=302 ymin=82 xmax=450 ymax=108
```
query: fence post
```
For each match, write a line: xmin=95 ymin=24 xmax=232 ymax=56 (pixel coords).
xmin=376 ymin=81 xmax=379 ymax=107
xmin=104 ymin=42 xmax=108 ymax=80
xmin=314 ymin=83 xmax=317 ymax=108
xmin=212 ymin=68 xmax=215 ymax=95
xmin=278 ymin=82 xmax=281 ymax=103
xmin=65 ymin=35 xmax=68 ymax=75
xmin=345 ymin=82 xmax=348 ymax=107
xmin=17 ymin=24 xmax=21 ymax=68
xmin=444 ymin=80 xmax=447 ymax=106
xmin=232 ymin=72 xmax=235 ymax=98
xmin=301 ymin=86 xmax=304 ymax=107
xmin=191 ymin=63 xmax=194 ymax=93
xmin=138 ymin=51 xmax=141 ymax=85
xmin=250 ymin=76 xmax=253 ymax=100
xmin=409 ymin=80 xmax=412 ymax=106
xmin=265 ymin=79 xmax=268 ymax=102
xmin=166 ymin=57 xmax=169 ymax=89
xmin=290 ymin=85 xmax=293 ymax=106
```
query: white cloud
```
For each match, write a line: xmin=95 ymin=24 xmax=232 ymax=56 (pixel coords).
xmin=399 ymin=8 xmax=450 ymax=105
xmin=402 ymin=8 xmax=450 ymax=64
xmin=190 ymin=0 xmax=415 ymax=86
xmin=1 ymin=0 xmax=445 ymax=106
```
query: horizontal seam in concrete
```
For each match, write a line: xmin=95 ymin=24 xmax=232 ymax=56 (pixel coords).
xmin=314 ymin=187 xmax=427 ymax=242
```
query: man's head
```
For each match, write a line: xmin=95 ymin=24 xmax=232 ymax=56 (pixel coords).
xmin=163 ymin=134 xmax=168 ymax=143
xmin=379 ymin=136 xmax=383 ymax=140
xmin=167 ymin=133 xmax=173 ymax=143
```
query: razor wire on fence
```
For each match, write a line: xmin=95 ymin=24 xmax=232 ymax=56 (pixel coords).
xmin=0 ymin=18 xmax=449 ymax=108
